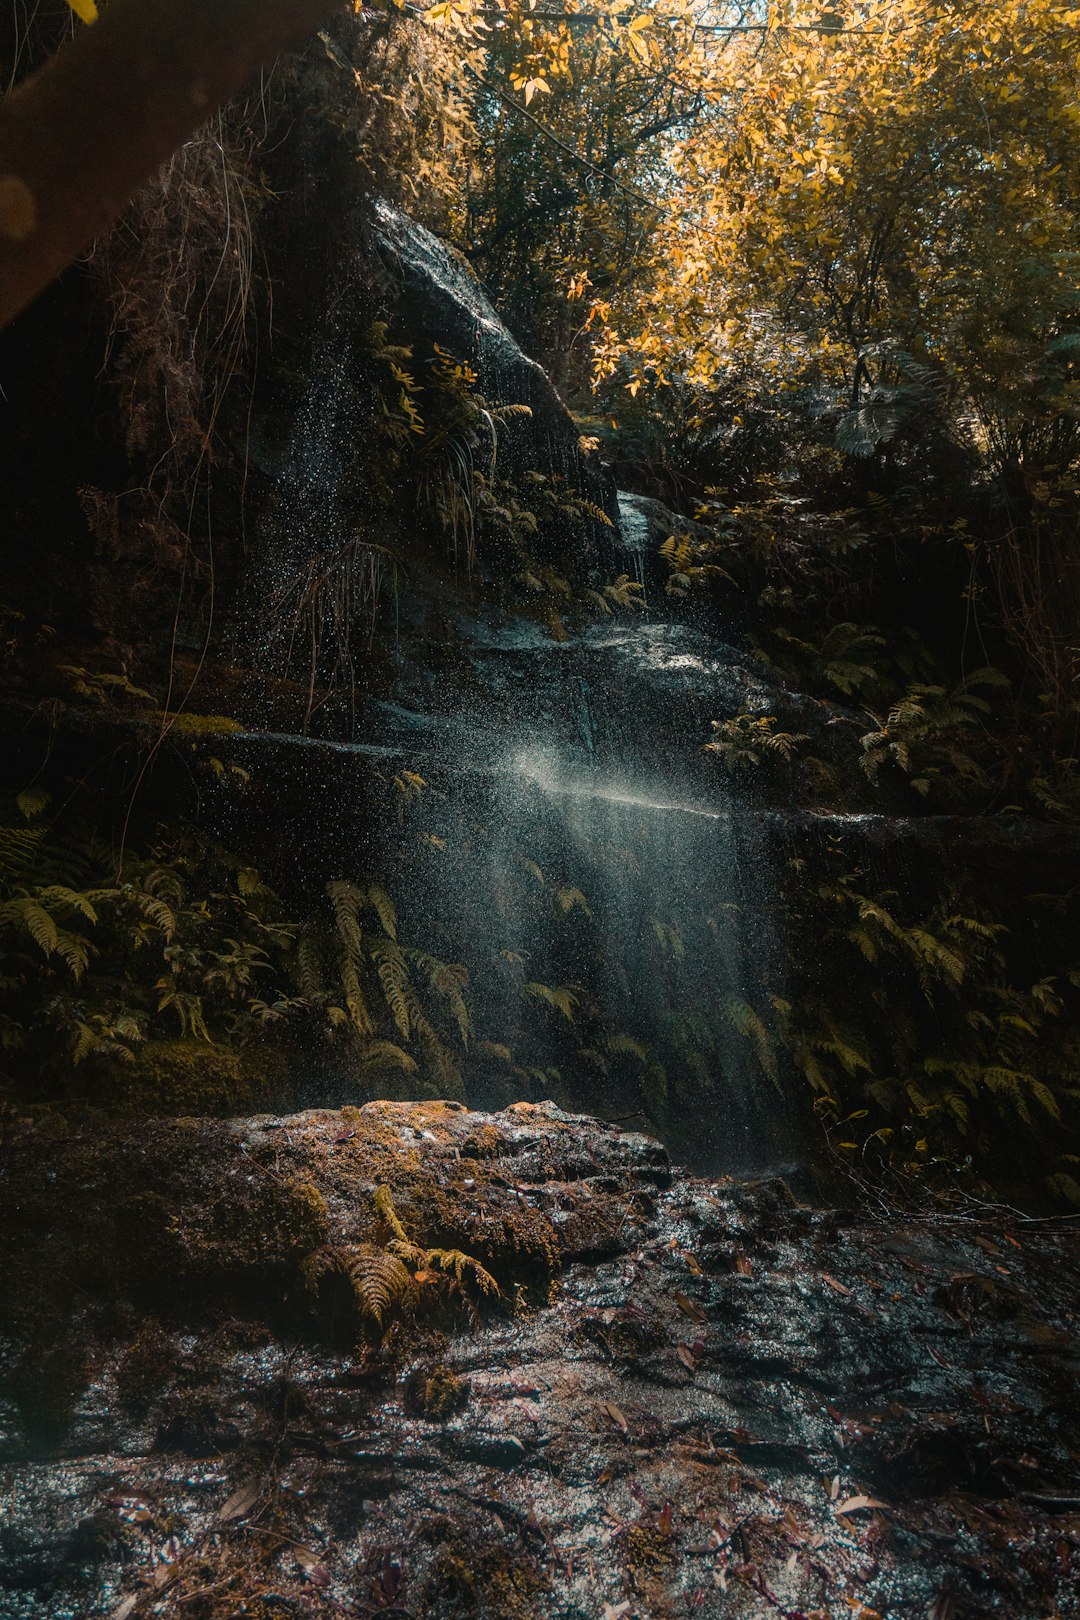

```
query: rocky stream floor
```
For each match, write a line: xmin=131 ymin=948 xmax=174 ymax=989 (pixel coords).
xmin=1 ymin=1100 xmax=1079 ymax=1619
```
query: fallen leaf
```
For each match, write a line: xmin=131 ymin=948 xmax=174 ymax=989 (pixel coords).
xmin=602 ymin=1400 xmax=629 ymax=1432
xmin=602 ymin=1602 xmax=632 ymax=1620
xmin=219 ymin=1480 xmax=261 ymax=1522
xmin=822 ymin=1273 xmax=851 ymax=1297
xmin=824 ymin=1474 xmax=841 ymax=1501
xmin=674 ymin=1291 xmax=707 ymax=1323
xmin=837 ymin=1494 xmax=891 ymax=1515
xmin=735 ymin=1254 xmax=753 ymax=1277
xmin=677 ymin=1344 xmax=698 ymax=1373
xmin=111 ymin=1600 xmax=138 ymax=1620
xmin=973 ymin=1236 xmax=1002 ymax=1257
xmin=684 ymin=1252 xmax=704 ymax=1277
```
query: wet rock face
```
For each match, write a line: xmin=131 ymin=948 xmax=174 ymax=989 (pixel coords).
xmin=2 ymin=1102 xmax=1079 ymax=1618
xmin=372 ymin=199 xmax=615 ymax=527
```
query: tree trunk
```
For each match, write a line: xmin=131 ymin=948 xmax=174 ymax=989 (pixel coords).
xmin=0 ymin=0 xmax=344 ymax=328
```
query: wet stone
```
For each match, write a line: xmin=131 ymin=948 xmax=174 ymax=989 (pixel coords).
xmin=2 ymin=1099 xmax=1080 ymax=1618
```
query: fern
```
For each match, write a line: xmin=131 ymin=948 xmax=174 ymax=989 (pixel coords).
xmin=365 ymin=883 xmax=398 ymax=941
xmin=420 ymin=1247 xmax=500 ymax=1295
xmin=374 ymin=1183 xmax=409 ymax=1242
xmin=372 ymin=942 xmax=412 ymax=1039
xmin=306 ymin=1187 xmax=500 ymax=1341
xmin=724 ymin=996 xmax=780 ymax=1084
xmin=328 ymin=880 xmax=365 ymax=958
xmin=338 ymin=947 xmax=375 ymax=1036
xmin=555 ymin=887 xmax=592 ymax=918
xmin=605 ymin=1032 xmax=651 ymax=1063
xmin=358 ymin=1039 xmax=417 ymax=1074
xmin=305 ymin=1243 xmax=417 ymax=1329
xmin=0 ymin=824 xmax=45 ymax=885
xmin=525 ymin=981 xmax=580 ymax=1021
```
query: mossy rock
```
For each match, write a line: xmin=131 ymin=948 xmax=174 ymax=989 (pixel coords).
xmin=403 ymin=1363 xmax=471 ymax=1419
xmin=142 ymin=711 xmax=244 ymax=737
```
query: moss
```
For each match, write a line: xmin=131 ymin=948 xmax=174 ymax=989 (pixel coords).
xmin=460 ymin=1124 xmax=503 ymax=1159
xmin=619 ymin=1521 xmax=676 ymax=1575
xmin=0 ymin=1103 xmax=563 ymax=1432
xmin=403 ymin=1363 xmax=470 ymax=1418
xmin=424 ymin=1538 xmax=547 ymax=1617
xmin=146 ymin=711 xmax=244 ymax=736
xmin=106 ymin=1039 xmax=285 ymax=1117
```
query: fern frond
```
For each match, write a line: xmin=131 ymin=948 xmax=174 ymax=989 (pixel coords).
xmin=358 ymin=1040 xmax=418 ymax=1073
xmin=605 ymin=1032 xmax=650 ymax=1063
xmin=372 ymin=942 xmax=412 ymax=1039
xmin=342 ymin=1244 xmax=417 ymax=1327
xmin=327 ymin=879 xmax=365 ymax=958
xmin=422 ymin=1247 xmax=500 ymax=1296
xmin=14 ymin=898 xmax=58 ymax=957
xmin=296 ymin=933 xmax=327 ymax=999
xmin=130 ymin=888 xmax=176 ymax=939
xmin=724 ymin=996 xmax=779 ymax=1082
xmin=556 ymin=887 xmax=592 ymax=918
xmin=338 ymin=947 xmax=375 ymax=1036
xmin=39 ymin=884 xmax=98 ymax=924
xmin=53 ymin=927 xmax=91 ymax=980
xmin=365 ymin=883 xmax=398 ymax=941
xmin=524 ymin=981 xmax=580 ymax=1022
xmin=374 ymin=1184 xmax=409 ymax=1243
xmin=0 ymin=825 xmax=45 ymax=886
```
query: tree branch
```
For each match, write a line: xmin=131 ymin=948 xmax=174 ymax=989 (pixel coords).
xmin=0 ymin=0 xmax=345 ymax=328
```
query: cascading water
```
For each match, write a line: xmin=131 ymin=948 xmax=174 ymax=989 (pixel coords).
xmin=227 ymin=200 xmax=800 ymax=1173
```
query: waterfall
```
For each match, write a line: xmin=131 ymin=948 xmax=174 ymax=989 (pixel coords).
xmin=225 ymin=201 xmax=798 ymax=1172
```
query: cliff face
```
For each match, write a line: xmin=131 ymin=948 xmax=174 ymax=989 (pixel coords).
xmin=2 ymin=1099 xmax=1079 ymax=1619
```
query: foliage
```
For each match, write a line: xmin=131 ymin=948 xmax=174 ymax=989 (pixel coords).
xmin=860 ymin=668 xmax=1010 ymax=802
xmin=302 ymin=1182 xmax=498 ymax=1340
xmin=583 ymin=0 xmax=1080 ymax=700
xmin=704 ymin=712 xmax=807 ymax=774
xmin=732 ymin=846 xmax=1080 ymax=1203
xmin=0 ymin=793 xmax=474 ymax=1104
